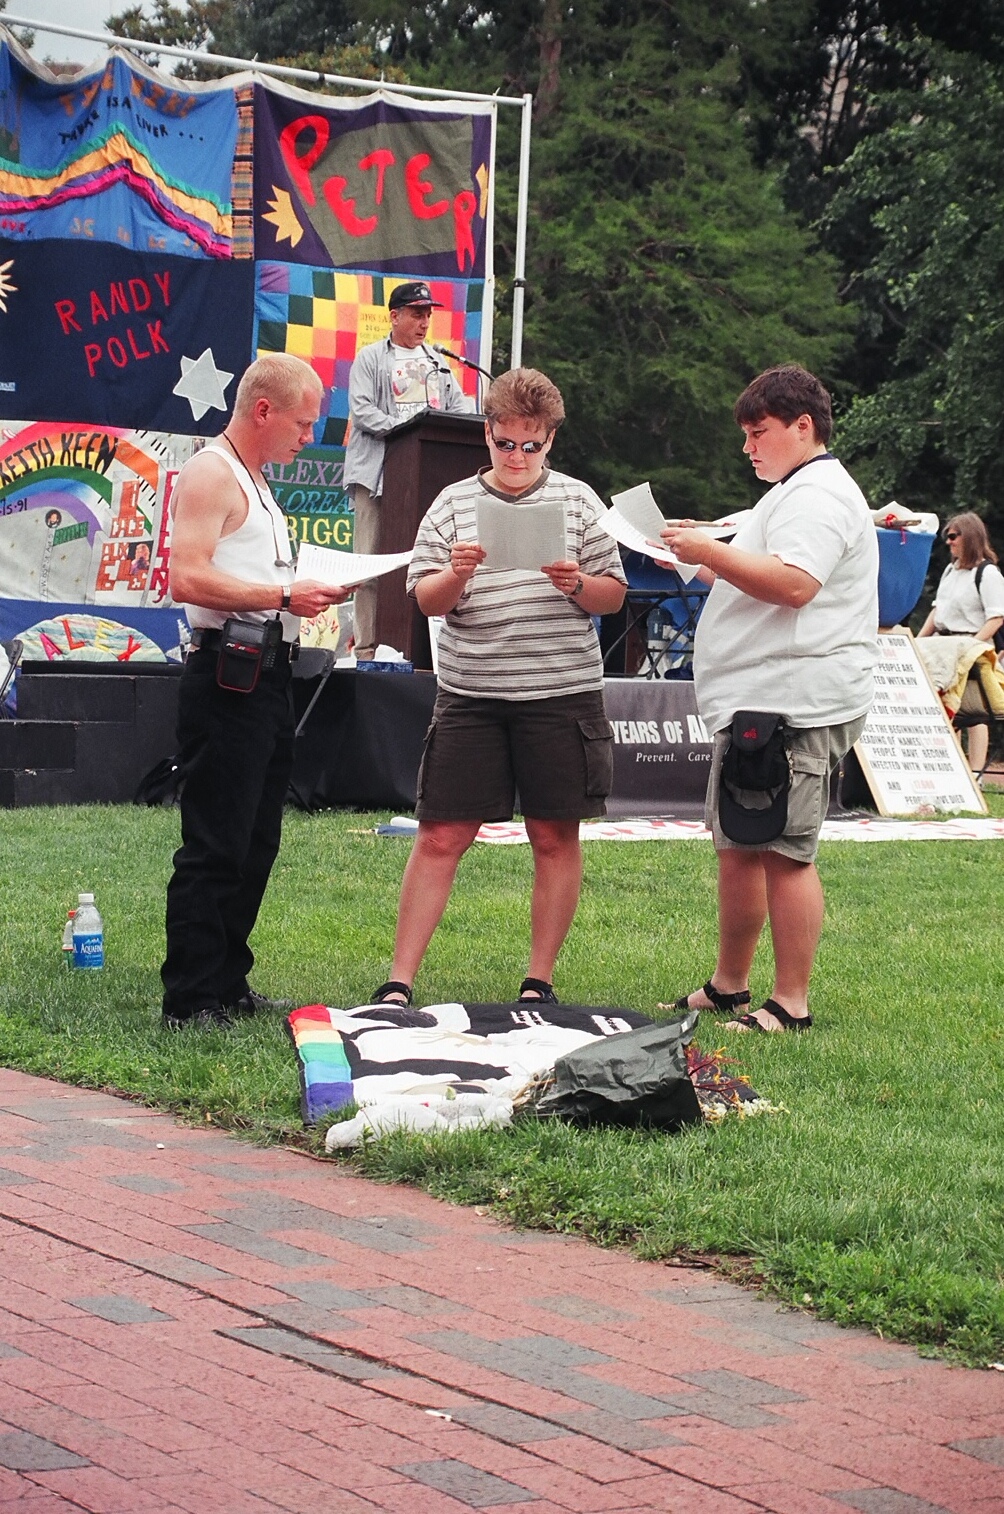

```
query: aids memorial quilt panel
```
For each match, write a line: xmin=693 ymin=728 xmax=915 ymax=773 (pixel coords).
xmin=0 ymin=45 xmax=241 ymax=259
xmin=0 ymin=32 xmax=497 ymax=652
xmin=0 ymin=419 xmax=199 ymax=658
xmin=252 ymin=85 xmax=493 ymax=279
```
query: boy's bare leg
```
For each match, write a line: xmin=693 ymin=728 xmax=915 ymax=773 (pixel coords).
xmin=682 ymin=847 xmax=767 ymax=1009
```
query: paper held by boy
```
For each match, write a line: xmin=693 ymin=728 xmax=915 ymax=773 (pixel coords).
xmin=601 ymin=482 xmax=751 ymax=582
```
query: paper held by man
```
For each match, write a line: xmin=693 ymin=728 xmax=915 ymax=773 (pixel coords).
xmin=601 ymin=482 xmax=751 ymax=582
xmin=295 ymin=542 xmax=413 ymax=587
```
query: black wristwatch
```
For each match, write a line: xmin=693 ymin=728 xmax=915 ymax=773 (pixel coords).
xmin=280 ymin=587 xmax=292 ymax=611
xmin=570 ymin=576 xmax=584 ymax=597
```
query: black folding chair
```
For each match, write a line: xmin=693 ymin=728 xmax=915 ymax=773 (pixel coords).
xmin=602 ymin=553 xmax=710 ymax=678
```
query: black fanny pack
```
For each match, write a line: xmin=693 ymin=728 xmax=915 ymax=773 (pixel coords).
xmin=719 ymin=711 xmax=791 ymax=844
xmin=215 ymin=617 xmax=284 ymax=693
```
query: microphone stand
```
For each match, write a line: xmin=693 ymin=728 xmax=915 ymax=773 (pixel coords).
xmin=431 ymin=343 xmax=495 ymax=414
xmin=421 ymin=344 xmax=454 ymax=411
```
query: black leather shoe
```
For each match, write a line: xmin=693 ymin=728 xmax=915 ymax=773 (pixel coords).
xmin=226 ymin=990 xmax=296 ymax=1018
xmin=162 ymin=1005 xmax=235 ymax=1032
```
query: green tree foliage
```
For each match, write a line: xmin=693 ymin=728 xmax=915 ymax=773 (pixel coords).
xmin=736 ymin=4 xmax=1004 ymax=521
xmin=506 ymin=7 xmax=852 ymax=511
xmin=106 ymin=0 xmax=395 ymax=82
xmin=102 ymin=0 xmax=852 ymax=510
xmin=0 ymin=0 xmax=34 ymax=52
xmin=109 ymin=0 xmax=353 ymax=62
xmin=743 ymin=0 xmax=1004 ymax=187
xmin=822 ymin=49 xmax=1004 ymax=520
xmin=347 ymin=0 xmax=854 ymax=510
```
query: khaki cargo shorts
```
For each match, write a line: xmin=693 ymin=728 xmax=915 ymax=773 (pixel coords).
xmin=705 ymin=715 xmax=867 ymax=863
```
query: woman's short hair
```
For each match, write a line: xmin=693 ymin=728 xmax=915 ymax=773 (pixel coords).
xmin=484 ymin=368 xmax=565 ymax=433
xmin=733 ymin=364 xmax=833 ymax=445
xmin=234 ymin=353 xmax=323 ymax=417
xmin=944 ymin=511 xmax=997 ymax=570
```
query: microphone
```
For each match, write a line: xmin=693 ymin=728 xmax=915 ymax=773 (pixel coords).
xmin=432 ymin=344 xmax=495 ymax=383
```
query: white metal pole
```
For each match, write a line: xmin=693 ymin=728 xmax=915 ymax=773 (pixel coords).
xmin=510 ymin=93 xmax=534 ymax=370
xmin=478 ymin=102 xmax=498 ymax=388
xmin=1 ymin=16 xmax=525 ymax=105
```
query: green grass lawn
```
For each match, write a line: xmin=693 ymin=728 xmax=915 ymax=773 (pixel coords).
xmin=2 ymin=801 xmax=1004 ymax=1364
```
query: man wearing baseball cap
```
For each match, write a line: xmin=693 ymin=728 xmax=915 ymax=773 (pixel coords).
xmin=344 ymin=281 xmax=470 ymax=660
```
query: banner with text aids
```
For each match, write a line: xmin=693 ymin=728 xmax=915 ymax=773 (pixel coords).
xmin=603 ymin=679 xmax=713 ymax=818
xmin=0 ymin=418 xmax=198 ymax=659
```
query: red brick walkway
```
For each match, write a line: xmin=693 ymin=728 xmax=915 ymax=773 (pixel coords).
xmin=0 ymin=1067 xmax=1001 ymax=1514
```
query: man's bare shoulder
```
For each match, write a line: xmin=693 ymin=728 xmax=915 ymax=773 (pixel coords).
xmin=172 ymin=448 xmax=244 ymax=526
xmin=179 ymin=447 xmax=237 ymax=486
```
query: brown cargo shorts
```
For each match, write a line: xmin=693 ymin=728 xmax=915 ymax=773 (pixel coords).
xmin=416 ymin=688 xmax=614 ymax=822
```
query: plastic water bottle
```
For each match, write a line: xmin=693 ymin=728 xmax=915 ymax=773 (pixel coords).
xmin=72 ymin=893 xmax=104 ymax=970
xmin=61 ymin=910 xmax=75 ymax=969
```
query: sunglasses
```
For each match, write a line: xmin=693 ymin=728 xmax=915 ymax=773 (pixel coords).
xmin=944 ymin=531 xmax=961 ymax=541
xmin=488 ymin=428 xmax=550 ymax=455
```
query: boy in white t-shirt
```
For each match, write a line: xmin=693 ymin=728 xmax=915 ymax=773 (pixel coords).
xmin=661 ymin=365 xmax=878 ymax=1034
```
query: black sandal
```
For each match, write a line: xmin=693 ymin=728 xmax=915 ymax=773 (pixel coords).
xmin=371 ymin=980 xmax=413 ymax=1006
xmin=518 ymin=977 xmax=558 ymax=1003
xmin=732 ymin=998 xmax=812 ymax=1033
xmin=674 ymin=980 xmax=751 ymax=1014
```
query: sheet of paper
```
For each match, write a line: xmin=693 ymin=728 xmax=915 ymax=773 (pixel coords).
xmin=610 ymin=482 xmax=666 ymax=540
xmin=598 ymin=506 xmax=700 ymax=583
xmin=600 ymin=487 xmax=755 ymax=585
xmin=475 ymin=496 xmax=567 ymax=572
xmin=295 ymin=542 xmax=413 ymax=587
xmin=685 ymin=510 xmax=753 ymax=537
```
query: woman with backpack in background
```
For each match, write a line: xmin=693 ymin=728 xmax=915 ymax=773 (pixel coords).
xmin=919 ymin=512 xmax=1004 ymax=777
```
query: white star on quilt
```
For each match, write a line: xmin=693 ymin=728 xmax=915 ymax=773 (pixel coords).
xmin=173 ymin=348 xmax=234 ymax=421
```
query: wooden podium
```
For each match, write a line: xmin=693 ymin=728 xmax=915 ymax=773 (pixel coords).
xmin=374 ymin=411 xmax=488 ymax=669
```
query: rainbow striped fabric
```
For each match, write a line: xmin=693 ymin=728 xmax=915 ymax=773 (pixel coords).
xmin=286 ymin=1006 xmax=354 ymax=1123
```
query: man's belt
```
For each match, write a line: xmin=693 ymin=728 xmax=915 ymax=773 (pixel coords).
xmin=189 ymin=628 xmax=300 ymax=662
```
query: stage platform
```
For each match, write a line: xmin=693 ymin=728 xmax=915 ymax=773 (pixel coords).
xmin=290 ymin=671 xmax=712 ymax=817
xmin=1 ymin=663 xmax=714 ymax=815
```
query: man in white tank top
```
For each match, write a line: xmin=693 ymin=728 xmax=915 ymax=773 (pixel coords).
xmin=161 ymin=354 xmax=348 ymax=1031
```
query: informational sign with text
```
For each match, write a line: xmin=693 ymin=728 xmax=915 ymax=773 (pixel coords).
xmin=854 ymin=633 xmax=986 ymax=816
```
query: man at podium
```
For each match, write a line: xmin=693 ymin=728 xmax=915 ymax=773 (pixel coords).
xmin=344 ymin=281 xmax=469 ymax=660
